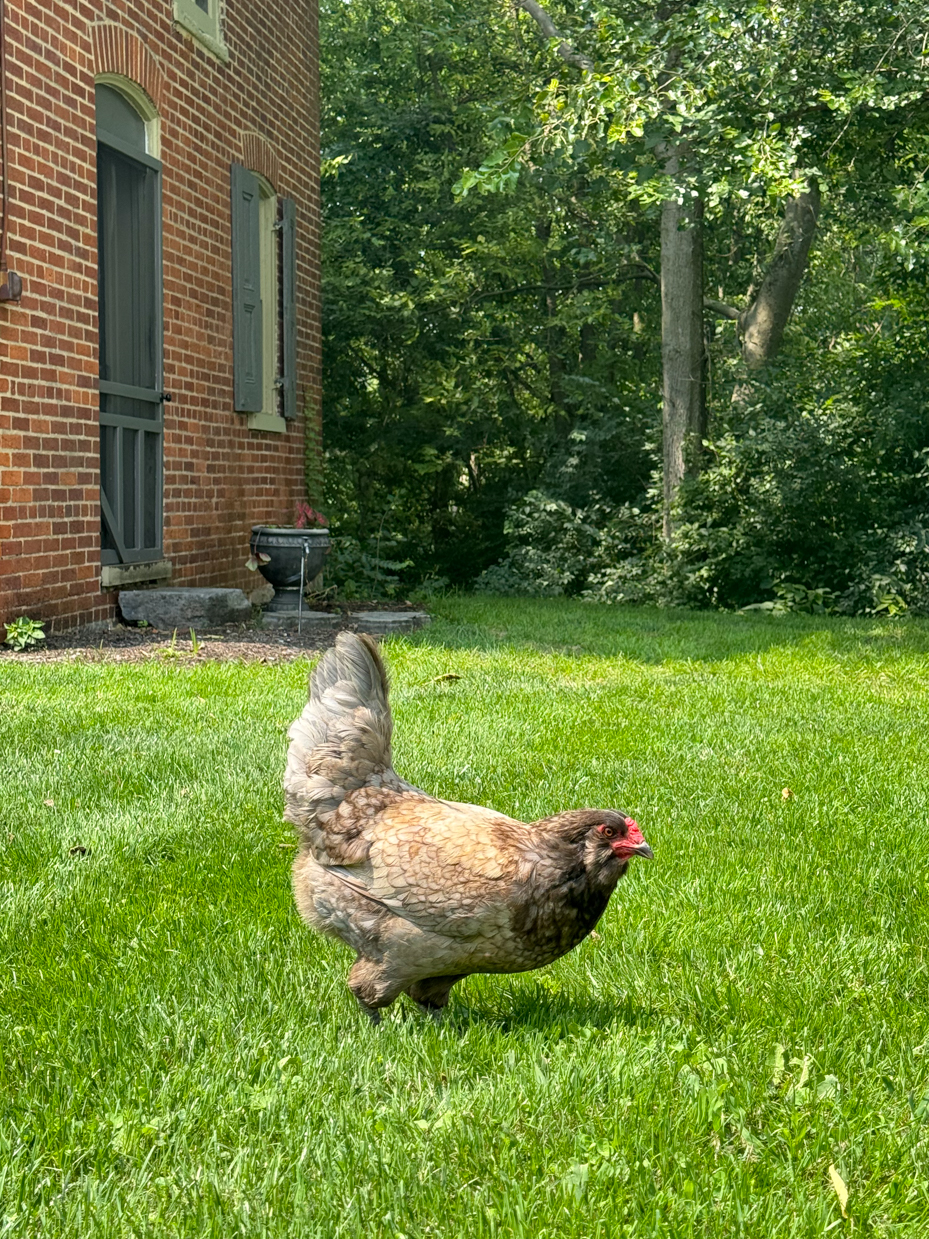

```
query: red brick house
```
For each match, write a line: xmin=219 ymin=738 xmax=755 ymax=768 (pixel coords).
xmin=0 ymin=0 xmax=321 ymax=631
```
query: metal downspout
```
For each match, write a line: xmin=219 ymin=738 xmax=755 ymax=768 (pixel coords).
xmin=0 ymin=0 xmax=23 ymax=302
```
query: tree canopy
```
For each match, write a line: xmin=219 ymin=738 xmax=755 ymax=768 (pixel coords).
xmin=319 ymin=0 xmax=929 ymax=614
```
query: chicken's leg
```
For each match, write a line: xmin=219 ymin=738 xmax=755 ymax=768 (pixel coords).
xmin=347 ymin=956 xmax=405 ymax=1024
xmin=405 ymin=975 xmax=467 ymax=1022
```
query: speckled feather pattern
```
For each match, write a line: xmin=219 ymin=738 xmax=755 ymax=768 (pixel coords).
xmin=285 ymin=633 xmax=643 ymax=1016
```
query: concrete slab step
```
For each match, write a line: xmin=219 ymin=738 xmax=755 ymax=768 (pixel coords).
xmin=260 ymin=610 xmax=340 ymax=628
xmin=351 ymin=611 xmax=431 ymax=635
xmin=118 ymin=588 xmax=252 ymax=630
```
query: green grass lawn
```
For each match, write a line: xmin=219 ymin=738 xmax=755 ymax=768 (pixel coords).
xmin=3 ymin=597 xmax=929 ymax=1237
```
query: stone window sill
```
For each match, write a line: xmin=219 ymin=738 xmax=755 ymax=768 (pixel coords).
xmin=173 ymin=0 xmax=229 ymax=64
xmin=247 ymin=411 xmax=287 ymax=434
xmin=101 ymin=560 xmax=173 ymax=589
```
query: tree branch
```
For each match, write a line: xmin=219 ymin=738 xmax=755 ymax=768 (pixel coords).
xmin=704 ymin=298 xmax=741 ymax=320
xmin=470 ymin=265 xmax=659 ymax=302
xmin=633 ymin=260 xmax=661 ymax=285
xmin=515 ymin=0 xmax=594 ymax=72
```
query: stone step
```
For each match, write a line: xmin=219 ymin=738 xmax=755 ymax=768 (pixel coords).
xmin=118 ymin=588 xmax=252 ymax=630
xmin=350 ymin=611 xmax=431 ymax=635
xmin=260 ymin=610 xmax=340 ymax=628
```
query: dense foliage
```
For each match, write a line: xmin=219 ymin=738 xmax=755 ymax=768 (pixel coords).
xmin=320 ymin=1 xmax=929 ymax=611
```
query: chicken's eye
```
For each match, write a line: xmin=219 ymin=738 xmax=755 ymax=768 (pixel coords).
xmin=598 ymin=824 xmax=615 ymax=838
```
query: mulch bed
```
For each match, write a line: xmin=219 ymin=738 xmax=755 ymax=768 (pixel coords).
xmin=0 ymin=602 xmax=427 ymax=665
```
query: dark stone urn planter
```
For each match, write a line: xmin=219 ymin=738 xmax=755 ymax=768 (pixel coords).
xmin=250 ymin=526 xmax=330 ymax=613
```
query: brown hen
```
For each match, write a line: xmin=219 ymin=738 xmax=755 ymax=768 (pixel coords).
xmin=285 ymin=632 xmax=653 ymax=1022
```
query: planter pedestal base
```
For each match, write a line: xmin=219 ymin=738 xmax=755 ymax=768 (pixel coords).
xmin=265 ymin=587 xmax=302 ymax=613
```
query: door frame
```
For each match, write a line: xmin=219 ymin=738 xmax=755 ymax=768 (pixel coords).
xmin=96 ymin=99 xmax=165 ymax=566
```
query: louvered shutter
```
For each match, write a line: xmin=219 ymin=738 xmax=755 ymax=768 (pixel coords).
xmin=281 ymin=197 xmax=297 ymax=419
xmin=231 ymin=163 xmax=262 ymax=412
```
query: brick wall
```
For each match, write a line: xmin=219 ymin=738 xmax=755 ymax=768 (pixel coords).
xmin=0 ymin=0 xmax=321 ymax=630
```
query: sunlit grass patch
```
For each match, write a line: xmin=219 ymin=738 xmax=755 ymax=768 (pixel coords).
xmin=3 ymin=599 xmax=929 ymax=1236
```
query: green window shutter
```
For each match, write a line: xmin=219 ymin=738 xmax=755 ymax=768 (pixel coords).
xmin=230 ymin=163 xmax=262 ymax=412
xmin=281 ymin=197 xmax=297 ymax=419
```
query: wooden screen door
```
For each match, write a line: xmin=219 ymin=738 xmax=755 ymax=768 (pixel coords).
xmin=96 ymin=84 xmax=164 ymax=566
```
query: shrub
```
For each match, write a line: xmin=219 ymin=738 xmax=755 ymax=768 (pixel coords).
xmin=474 ymin=492 xmax=604 ymax=597
xmin=4 ymin=617 xmax=46 ymax=651
xmin=326 ymin=534 xmax=413 ymax=599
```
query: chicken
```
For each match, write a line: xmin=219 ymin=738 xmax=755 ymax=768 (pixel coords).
xmin=284 ymin=632 xmax=653 ymax=1022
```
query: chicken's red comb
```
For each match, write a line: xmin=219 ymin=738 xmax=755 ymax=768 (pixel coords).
xmin=624 ymin=818 xmax=645 ymax=844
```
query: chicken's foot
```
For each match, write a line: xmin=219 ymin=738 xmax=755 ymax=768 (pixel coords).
xmin=354 ymin=996 xmax=383 ymax=1026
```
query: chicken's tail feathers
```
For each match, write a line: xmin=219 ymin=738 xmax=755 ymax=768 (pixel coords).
xmin=283 ymin=632 xmax=398 ymax=854
xmin=309 ymin=631 xmax=389 ymax=718
xmin=291 ymin=630 xmax=392 ymax=752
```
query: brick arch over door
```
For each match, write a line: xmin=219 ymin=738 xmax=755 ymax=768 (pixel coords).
xmin=92 ymin=23 xmax=166 ymax=112
xmin=240 ymin=132 xmax=281 ymax=190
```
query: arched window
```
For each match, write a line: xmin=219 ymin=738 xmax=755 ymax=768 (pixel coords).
xmin=96 ymin=82 xmax=164 ymax=567
xmin=96 ymin=84 xmax=146 ymax=149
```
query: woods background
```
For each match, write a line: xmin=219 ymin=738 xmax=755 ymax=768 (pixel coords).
xmin=318 ymin=0 xmax=929 ymax=615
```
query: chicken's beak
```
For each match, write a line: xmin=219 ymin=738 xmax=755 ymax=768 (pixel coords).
xmin=614 ymin=819 xmax=654 ymax=861
xmin=611 ymin=838 xmax=654 ymax=861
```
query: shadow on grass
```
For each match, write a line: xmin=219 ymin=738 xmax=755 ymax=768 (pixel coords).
xmin=410 ymin=977 xmax=656 ymax=1037
xmin=405 ymin=595 xmax=929 ymax=667
xmin=369 ymin=975 xmax=655 ymax=1037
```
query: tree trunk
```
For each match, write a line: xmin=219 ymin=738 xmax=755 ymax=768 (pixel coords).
xmin=739 ymin=181 xmax=821 ymax=368
xmin=661 ymin=181 xmax=705 ymax=538
xmin=536 ymin=217 xmax=568 ymax=426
